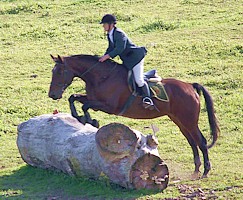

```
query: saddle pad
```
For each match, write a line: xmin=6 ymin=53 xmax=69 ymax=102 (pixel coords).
xmin=127 ymin=70 xmax=169 ymax=102
xmin=149 ymin=81 xmax=169 ymax=102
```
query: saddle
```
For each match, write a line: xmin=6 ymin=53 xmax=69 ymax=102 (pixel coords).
xmin=128 ymin=69 xmax=169 ymax=102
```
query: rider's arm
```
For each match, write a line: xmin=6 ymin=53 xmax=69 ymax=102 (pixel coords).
xmin=108 ymin=31 xmax=127 ymax=58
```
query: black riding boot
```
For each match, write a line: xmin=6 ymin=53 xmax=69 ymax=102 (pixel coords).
xmin=141 ymin=82 xmax=154 ymax=109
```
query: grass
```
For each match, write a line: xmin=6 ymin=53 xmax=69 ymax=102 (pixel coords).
xmin=0 ymin=0 xmax=243 ymax=199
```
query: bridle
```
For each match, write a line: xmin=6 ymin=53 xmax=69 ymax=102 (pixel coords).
xmin=52 ymin=61 xmax=70 ymax=91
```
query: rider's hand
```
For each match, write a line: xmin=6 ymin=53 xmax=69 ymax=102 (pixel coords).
xmin=99 ymin=54 xmax=110 ymax=62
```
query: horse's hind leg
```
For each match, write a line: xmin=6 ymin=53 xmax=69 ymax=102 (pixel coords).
xmin=188 ymin=126 xmax=211 ymax=178
xmin=179 ymin=127 xmax=202 ymax=178
xmin=169 ymin=116 xmax=201 ymax=178
xmin=196 ymin=127 xmax=211 ymax=178
xmin=186 ymin=136 xmax=201 ymax=178
xmin=169 ymin=110 xmax=211 ymax=178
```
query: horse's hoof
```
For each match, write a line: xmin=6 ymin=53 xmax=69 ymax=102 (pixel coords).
xmin=191 ymin=172 xmax=200 ymax=180
xmin=91 ymin=119 xmax=99 ymax=128
xmin=201 ymin=174 xmax=208 ymax=179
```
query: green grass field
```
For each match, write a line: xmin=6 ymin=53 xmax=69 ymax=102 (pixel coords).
xmin=0 ymin=0 xmax=242 ymax=199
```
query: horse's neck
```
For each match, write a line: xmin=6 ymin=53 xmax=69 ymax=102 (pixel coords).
xmin=69 ymin=57 xmax=116 ymax=83
xmin=66 ymin=55 xmax=129 ymax=90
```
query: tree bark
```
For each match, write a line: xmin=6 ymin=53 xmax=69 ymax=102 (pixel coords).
xmin=17 ymin=113 xmax=169 ymax=190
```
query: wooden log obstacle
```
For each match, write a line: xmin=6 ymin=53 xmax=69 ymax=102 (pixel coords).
xmin=17 ymin=113 xmax=169 ymax=190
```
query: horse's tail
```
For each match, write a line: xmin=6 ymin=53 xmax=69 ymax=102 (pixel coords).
xmin=192 ymin=83 xmax=220 ymax=149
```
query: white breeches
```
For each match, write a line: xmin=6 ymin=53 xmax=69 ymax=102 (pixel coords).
xmin=132 ymin=58 xmax=145 ymax=87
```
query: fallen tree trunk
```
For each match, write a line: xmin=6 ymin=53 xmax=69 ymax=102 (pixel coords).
xmin=17 ymin=113 xmax=169 ymax=190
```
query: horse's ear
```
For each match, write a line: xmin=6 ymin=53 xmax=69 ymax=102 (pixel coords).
xmin=58 ymin=55 xmax=63 ymax=64
xmin=50 ymin=54 xmax=63 ymax=63
xmin=50 ymin=54 xmax=57 ymax=62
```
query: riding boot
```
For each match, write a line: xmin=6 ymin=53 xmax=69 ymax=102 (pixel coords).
xmin=141 ymin=82 xmax=154 ymax=110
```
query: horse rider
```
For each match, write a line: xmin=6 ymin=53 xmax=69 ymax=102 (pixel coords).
xmin=99 ymin=14 xmax=154 ymax=109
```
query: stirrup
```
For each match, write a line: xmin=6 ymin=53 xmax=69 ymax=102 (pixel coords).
xmin=142 ymin=97 xmax=154 ymax=109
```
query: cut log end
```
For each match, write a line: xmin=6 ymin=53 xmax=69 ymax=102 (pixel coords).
xmin=96 ymin=123 xmax=138 ymax=160
xmin=130 ymin=154 xmax=169 ymax=191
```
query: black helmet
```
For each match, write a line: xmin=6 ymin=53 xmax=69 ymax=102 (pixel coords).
xmin=100 ymin=14 xmax=117 ymax=24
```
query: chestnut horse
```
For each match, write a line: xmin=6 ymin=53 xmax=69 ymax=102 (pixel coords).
xmin=48 ymin=54 xmax=219 ymax=178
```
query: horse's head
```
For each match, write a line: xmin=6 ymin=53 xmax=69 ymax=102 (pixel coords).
xmin=48 ymin=55 xmax=75 ymax=100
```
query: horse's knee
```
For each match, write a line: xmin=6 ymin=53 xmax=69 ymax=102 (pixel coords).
xmin=68 ymin=94 xmax=76 ymax=103
xmin=199 ymin=142 xmax=208 ymax=153
xmin=82 ymin=104 xmax=90 ymax=112
xmin=202 ymin=136 xmax=207 ymax=146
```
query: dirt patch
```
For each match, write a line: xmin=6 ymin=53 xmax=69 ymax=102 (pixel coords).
xmin=164 ymin=184 xmax=218 ymax=200
xmin=177 ymin=184 xmax=217 ymax=199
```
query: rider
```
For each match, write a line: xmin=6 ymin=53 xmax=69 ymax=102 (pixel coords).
xmin=99 ymin=14 xmax=154 ymax=109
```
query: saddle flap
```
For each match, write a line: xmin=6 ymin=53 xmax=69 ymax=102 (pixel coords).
xmin=127 ymin=69 xmax=167 ymax=101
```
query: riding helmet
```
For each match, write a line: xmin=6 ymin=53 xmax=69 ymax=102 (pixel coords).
xmin=100 ymin=14 xmax=117 ymax=24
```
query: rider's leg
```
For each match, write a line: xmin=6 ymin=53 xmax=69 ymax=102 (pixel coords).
xmin=141 ymin=82 xmax=154 ymax=107
xmin=132 ymin=59 xmax=154 ymax=108
xmin=132 ymin=59 xmax=145 ymax=87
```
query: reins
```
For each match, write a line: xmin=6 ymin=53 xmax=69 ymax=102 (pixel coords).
xmin=79 ymin=61 xmax=101 ymax=79
xmin=79 ymin=60 xmax=118 ymax=79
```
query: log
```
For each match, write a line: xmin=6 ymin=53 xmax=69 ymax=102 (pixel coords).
xmin=17 ymin=113 xmax=169 ymax=190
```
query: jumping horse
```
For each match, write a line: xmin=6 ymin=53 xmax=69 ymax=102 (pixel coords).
xmin=48 ymin=54 xmax=220 ymax=178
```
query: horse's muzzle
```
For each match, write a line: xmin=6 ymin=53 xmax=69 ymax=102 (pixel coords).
xmin=48 ymin=92 xmax=61 ymax=100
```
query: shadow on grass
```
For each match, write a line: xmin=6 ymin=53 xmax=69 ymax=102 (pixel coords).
xmin=1 ymin=165 xmax=162 ymax=199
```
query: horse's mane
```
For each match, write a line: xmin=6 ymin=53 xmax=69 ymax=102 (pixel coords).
xmin=69 ymin=54 xmax=119 ymax=66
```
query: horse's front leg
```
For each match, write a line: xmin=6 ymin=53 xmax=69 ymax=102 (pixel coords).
xmin=68 ymin=94 xmax=88 ymax=118
xmin=68 ymin=94 xmax=100 ymax=127
xmin=81 ymin=102 xmax=100 ymax=128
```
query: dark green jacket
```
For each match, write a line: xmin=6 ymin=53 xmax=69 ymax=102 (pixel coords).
xmin=105 ymin=27 xmax=147 ymax=70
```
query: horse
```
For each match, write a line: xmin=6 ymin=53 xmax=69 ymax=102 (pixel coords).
xmin=48 ymin=54 xmax=220 ymax=178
